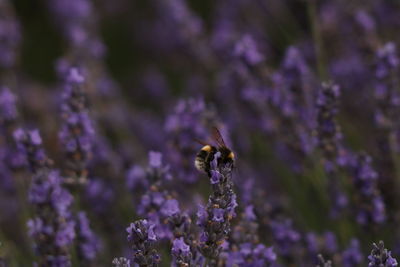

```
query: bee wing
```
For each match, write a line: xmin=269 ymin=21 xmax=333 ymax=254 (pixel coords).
xmin=211 ymin=126 xmax=227 ymax=148
xmin=194 ymin=138 xmax=209 ymax=146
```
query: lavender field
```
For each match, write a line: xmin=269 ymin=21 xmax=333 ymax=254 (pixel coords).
xmin=1 ymin=0 xmax=400 ymax=266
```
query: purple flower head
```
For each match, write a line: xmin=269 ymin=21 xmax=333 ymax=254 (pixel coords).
xmin=67 ymin=67 xmax=85 ymax=83
xmin=376 ymin=43 xmax=399 ymax=78
xmin=271 ymin=219 xmax=300 ymax=256
xmin=171 ymin=237 xmax=193 ymax=267
xmin=59 ymin=67 xmax=94 ymax=183
xmin=172 ymin=237 xmax=190 ymax=256
xmin=55 ymin=219 xmax=76 ymax=247
xmin=210 ymin=170 xmax=222 ymax=184
xmin=225 ymin=242 xmax=276 ymax=267
xmin=13 ymin=128 xmax=48 ymax=173
xmin=316 ymin=82 xmax=348 ymax=215
xmin=254 ymin=244 xmax=277 ymax=264
xmin=17 ymin=129 xmax=75 ymax=266
xmin=196 ymin=205 xmax=208 ymax=226
xmin=210 ymin=152 xmax=221 ymax=170
xmin=342 ymin=239 xmax=363 ymax=267
xmin=161 ymin=199 xmax=180 ymax=217
xmin=149 ymin=151 xmax=162 ymax=168
xmin=244 ymin=205 xmax=256 ymax=221
xmin=374 ymin=42 xmax=400 ymax=132
xmin=75 ymin=212 xmax=101 ymax=262
xmin=126 ymin=165 xmax=148 ymax=191
xmin=324 ymin=232 xmax=338 ymax=254
xmin=0 ymin=87 xmax=17 ymax=124
xmin=126 ymin=219 xmax=160 ymax=266
xmin=233 ymin=34 xmax=264 ymax=65
xmin=306 ymin=232 xmax=318 ymax=253
xmin=350 ymin=153 xmax=386 ymax=225
xmin=368 ymin=241 xmax=398 ymax=267
xmin=212 ymin=208 xmax=225 ymax=222
xmin=127 ymin=219 xmax=157 ymax=242
xmin=355 ymin=10 xmax=376 ymax=32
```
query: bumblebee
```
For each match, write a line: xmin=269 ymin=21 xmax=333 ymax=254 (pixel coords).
xmin=194 ymin=127 xmax=235 ymax=175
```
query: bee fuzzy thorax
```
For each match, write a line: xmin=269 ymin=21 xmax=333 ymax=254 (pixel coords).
xmin=194 ymin=144 xmax=234 ymax=174
xmin=194 ymin=145 xmax=217 ymax=172
xmin=194 ymin=127 xmax=234 ymax=173
xmin=201 ymin=145 xmax=212 ymax=152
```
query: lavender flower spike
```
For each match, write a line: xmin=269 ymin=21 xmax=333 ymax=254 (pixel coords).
xmin=352 ymin=153 xmax=386 ymax=225
xmin=197 ymin=151 xmax=237 ymax=261
xmin=59 ymin=67 xmax=94 ymax=185
xmin=14 ymin=129 xmax=75 ymax=266
xmin=126 ymin=219 xmax=160 ymax=267
xmin=316 ymin=81 xmax=341 ymax=170
xmin=368 ymin=241 xmax=398 ymax=267
xmin=75 ymin=211 xmax=100 ymax=263
xmin=171 ymin=237 xmax=192 ymax=267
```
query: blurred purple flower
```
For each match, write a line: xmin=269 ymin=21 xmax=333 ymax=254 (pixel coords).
xmin=233 ymin=34 xmax=264 ymax=66
xmin=15 ymin=129 xmax=75 ymax=266
xmin=0 ymin=1 xmax=21 ymax=68
xmin=342 ymin=239 xmax=363 ymax=267
xmin=59 ymin=67 xmax=95 ymax=184
xmin=75 ymin=211 xmax=101 ymax=263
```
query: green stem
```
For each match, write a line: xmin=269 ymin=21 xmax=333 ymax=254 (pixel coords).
xmin=388 ymin=132 xmax=400 ymax=194
xmin=307 ymin=0 xmax=327 ymax=80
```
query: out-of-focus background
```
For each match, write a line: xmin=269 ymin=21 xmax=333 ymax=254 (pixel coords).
xmin=2 ymin=0 xmax=400 ymax=266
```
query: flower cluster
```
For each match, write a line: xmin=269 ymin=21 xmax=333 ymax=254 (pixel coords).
xmin=75 ymin=211 xmax=101 ymax=263
xmin=3 ymin=0 xmax=400 ymax=266
xmin=316 ymin=82 xmax=342 ymax=170
xmin=350 ymin=153 xmax=386 ymax=225
xmin=197 ymin=152 xmax=237 ymax=261
xmin=368 ymin=241 xmax=398 ymax=267
xmin=374 ymin=42 xmax=400 ymax=131
xmin=14 ymin=129 xmax=75 ymax=266
xmin=59 ymin=67 xmax=94 ymax=184
xmin=125 ymin=219 xmax=160 ymax=267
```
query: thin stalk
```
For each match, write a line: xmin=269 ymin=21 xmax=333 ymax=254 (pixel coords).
xmin=307 ymin=0 xmax=327 ymax=80
xmin=388 ymin=132 xmax=400 ymax=195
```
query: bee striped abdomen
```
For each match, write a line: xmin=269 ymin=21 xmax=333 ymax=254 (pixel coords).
xmin=194 ymin=145 xmax=216 ymax=172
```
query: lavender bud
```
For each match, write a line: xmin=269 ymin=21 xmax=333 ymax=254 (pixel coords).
xmin=126 ymin=219 xmax=160 ymax=267
xmin=171 ymin=237 xmax=192 ymax=267
xmin=13 ymin=129 xmax=49 ymax=173
xmin=368 ymin=241 xmax=398 ymax=267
